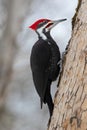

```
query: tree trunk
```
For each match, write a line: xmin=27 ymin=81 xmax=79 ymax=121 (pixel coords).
xmin=48 ymin=0 xmax=87 ymax=130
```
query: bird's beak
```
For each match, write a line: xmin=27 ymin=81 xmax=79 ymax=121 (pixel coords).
xmin=52 ymin=18 xmax=67 ymax=27
xmin=47 ymin=18 xmax=67 ymax=30
xmin=53 ymin=18 xmax=67 ymax=24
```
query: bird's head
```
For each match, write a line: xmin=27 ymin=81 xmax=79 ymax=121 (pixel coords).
xmin=29 ymin=18 xmax=67 ymax=38
xmin=29 ymin=18 xmax=67 ymax=31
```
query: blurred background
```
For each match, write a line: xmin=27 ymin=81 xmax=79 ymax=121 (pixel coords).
xmin=0 ymin=0 xmax=77 ymax=130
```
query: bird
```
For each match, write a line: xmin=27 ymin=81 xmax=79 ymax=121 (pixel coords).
xmin=29 ymin=18 xmax=67 ymax=117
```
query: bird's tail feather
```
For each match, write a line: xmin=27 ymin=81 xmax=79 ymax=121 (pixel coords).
xmin=40 ymin=98 xmax=43 ymax=109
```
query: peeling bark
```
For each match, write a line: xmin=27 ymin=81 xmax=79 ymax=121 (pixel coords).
xmin=48 ymin=0 xmax=87 ymax=130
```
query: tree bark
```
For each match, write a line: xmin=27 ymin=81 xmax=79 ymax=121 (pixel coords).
xmin=48 ymin=0 xmax=87 ymax=130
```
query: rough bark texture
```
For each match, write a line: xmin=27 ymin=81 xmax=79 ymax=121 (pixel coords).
xmin=48 ymin=0 xmax=87 ymax=130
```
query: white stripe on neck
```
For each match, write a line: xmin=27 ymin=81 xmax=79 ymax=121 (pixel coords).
xmin=37 ymin=27 xmax=47 ymax=40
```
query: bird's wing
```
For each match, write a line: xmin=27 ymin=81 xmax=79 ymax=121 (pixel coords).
xmin=30 ymin=39 xmax=51 ymax=104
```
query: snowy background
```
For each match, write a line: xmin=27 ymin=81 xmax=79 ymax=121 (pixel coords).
xmin=0 ymin=0 xmax=78 ymax=130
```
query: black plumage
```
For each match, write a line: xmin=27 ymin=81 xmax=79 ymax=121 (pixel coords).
xmin=30 ymin=31 xmax=60 ymax=117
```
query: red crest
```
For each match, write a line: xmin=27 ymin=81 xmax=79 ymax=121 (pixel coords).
xmin=29 ymin=19 xmax=50 ymax=30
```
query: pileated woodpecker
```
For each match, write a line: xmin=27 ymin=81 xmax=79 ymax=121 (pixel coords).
xmin=29 ymin=18 xmax=66 ymax=117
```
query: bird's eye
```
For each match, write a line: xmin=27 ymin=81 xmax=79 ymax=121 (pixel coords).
xmin=44 ymin=20 xmax=48 ymax=24
xmin=37 ymin=21 xmax=48 ymax=29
